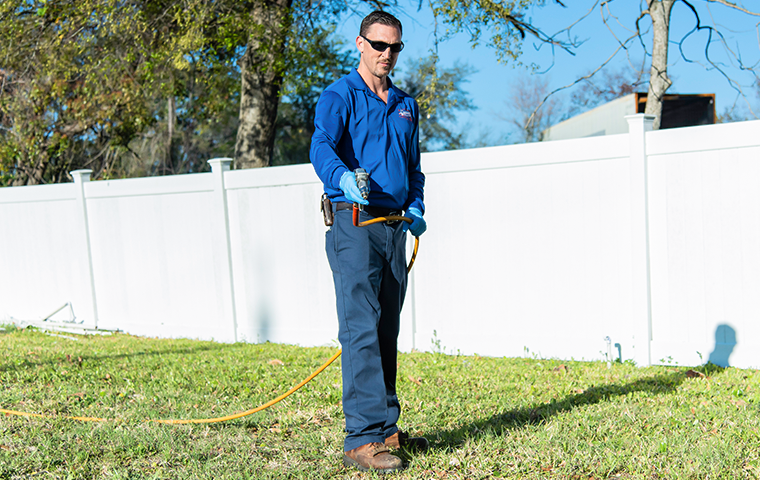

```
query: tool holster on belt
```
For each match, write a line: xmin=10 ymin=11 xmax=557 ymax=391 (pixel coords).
xmin=321 ymin=193 xmax=334 ymax=226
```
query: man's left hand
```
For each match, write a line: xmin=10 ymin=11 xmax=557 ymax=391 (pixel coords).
xmin=403 ymin=207 xmax=426 ymax=237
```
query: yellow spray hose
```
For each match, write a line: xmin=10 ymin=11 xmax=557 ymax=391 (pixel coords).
xmin=155 ymin=348 xmax=343 ymax=424
xmin=355 ymin=214 xmax=419 ymax=273
xmin=1 ymin=215 xmax=418 ymax=424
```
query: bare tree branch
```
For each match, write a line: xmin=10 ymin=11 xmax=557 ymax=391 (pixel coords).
xmin=603 ymin=2 xmax=648 ymax=55
xmin=635 ymin=6 xmax=652 ymax=55
xmin=677 ymin=0 xmax=758 ymax=117
xmin=500 ymin=12 xmax=578 ymax=56
xmin=705 ymin=0 xmax=760 ymax=16
xmin=546 ymin=0 xmax=600 ymax=43
xmin=528 ymin=1 xmax=600 ymax=76
xmin=502 ymin=74 xmax=560 ymax=142
xmin=525 ymin=31 xmax=640 ymax=131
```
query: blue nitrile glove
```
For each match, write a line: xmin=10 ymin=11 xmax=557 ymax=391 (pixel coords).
xmin=339 ymin=171 xmax=369 ymax=205
xmin=403 ymin=207 xmax=426 ymax=236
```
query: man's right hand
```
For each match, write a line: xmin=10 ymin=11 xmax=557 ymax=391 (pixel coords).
xmin=340 ymin=171 xmax=369 ymax=205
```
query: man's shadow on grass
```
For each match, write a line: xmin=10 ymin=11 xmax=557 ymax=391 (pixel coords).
xmin=429 ymin=364 xmax=726 ymax=449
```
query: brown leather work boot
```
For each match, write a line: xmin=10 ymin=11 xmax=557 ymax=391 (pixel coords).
xmin=343 ymin=442 xmax=404 ymax=473
xmin=385 ymin=431 xmax=429 ymax=452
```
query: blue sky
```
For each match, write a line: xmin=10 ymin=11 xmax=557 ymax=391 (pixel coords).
xmin=333 ymin=1 xmax=760 ymax=145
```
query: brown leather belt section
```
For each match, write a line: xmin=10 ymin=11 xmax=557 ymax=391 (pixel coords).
xmin=333 ymin=202 xmax=401 ymax=218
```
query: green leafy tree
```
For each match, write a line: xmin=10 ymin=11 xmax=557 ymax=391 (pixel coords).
xmin=397 ymin=55 xmax=476 ymax=152
xmin=427 ymin=0 xmax=573 ymax=65
xmin=272 ymin=26 xmax=354 ymax=166
xmin=0 ymin=0 xmax=239 ymax=184
xmin=0 ymin=0 xmax=157 ymax=185
xmin=234 ymin=0 xmax=571 ymax=167
xmin=119 ymin=45 xmax=242 ymax=178
xmin=1 ymin=0 xmax=569 ymax=185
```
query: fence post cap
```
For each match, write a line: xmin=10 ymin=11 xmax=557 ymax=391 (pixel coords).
xmin=625 ymin=114 xmax=656 ymax=132
xmin=70 ymin=169 xmax=93 ymax=182
xmin=208 ymin=158 xmax=233 ymax=172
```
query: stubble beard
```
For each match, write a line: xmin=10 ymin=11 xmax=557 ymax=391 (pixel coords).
xmin=372 ymin=59 xmax=394 ymax=79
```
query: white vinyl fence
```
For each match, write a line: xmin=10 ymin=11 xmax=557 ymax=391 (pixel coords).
xmin=2 ymin=115 xmax=759 ymax=368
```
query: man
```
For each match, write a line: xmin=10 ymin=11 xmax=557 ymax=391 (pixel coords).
xmin=309 ymin=10 xmax=428 ymax=473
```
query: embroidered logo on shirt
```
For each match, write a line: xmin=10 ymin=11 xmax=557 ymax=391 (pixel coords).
xmin=397 ymin=108 xmax=413 ymax=122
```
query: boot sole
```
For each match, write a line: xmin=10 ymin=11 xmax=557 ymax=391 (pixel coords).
xmin=342 ymin=454 xmax=405 ymax=473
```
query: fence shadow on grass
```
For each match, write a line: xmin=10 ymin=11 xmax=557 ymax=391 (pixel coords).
xmin=430 ymin=364 xmax=726 ymax=449
xmin=0 ymin=341 xmax=236 ymax=373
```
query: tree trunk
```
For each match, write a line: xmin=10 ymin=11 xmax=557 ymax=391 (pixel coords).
xmin=235 ymin=0 xmax=292 ymax=169
xmin=11 ymin=151 xmax=48 ymax=186
xmin=644 ymin=0 xmax=676 ymax=130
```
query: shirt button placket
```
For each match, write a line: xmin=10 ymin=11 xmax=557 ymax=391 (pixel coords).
xmin=383 ymin=101 xmax=391 ymax=139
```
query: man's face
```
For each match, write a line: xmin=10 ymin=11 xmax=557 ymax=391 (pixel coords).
xmin=357 ymin=23 xmax=402 ymax=79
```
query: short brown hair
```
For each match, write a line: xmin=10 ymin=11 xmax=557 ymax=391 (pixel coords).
xmin=360 ymin=11 xmax=403 ymax=37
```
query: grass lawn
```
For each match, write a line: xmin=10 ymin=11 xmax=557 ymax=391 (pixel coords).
xmin=1 ymin=324 xmax=759 ymax=479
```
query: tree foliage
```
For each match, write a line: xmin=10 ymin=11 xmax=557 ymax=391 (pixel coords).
xmin=1 ymin=0 xmax=566 ymax=185
xmin=397 ymin=55 xmax=476 ymax=152
xmin=1 ymin=0 xmax=153 ymax=184
xmin=0 ymin=0 xmax=246 ymax=185
xmin=273 ymin=26 xmax=355 ymax=166
xmin=428 ymin=0 xmax=573 ymax=65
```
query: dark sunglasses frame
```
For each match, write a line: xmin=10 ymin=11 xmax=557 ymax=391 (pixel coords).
xmin=360 ymin=35 xmax=404 ymax=53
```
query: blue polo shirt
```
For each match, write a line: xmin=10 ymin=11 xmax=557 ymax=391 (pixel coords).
xmin=310 ymin=69 xmax=425 ymax=213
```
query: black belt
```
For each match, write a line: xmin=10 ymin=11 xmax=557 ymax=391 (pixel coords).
xmin=334 ymin=202 xmax=401 ymax=219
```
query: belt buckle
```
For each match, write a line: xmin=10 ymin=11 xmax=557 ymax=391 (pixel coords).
xmin=386 ymin=211 xmax=401 ymax=224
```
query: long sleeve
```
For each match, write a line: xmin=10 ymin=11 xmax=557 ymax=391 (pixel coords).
xmin=405 ymin=102 xmax=425 ymax=213
xmin=310 ymin=91 xmax=351 ymax=190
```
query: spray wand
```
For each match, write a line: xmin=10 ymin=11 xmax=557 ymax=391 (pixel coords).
xmin=352 ymin=168 xmax=370 ymax=226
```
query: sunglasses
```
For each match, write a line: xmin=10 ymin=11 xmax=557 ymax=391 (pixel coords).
xmin=360 ymin=35 xmax=405 ymax=53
